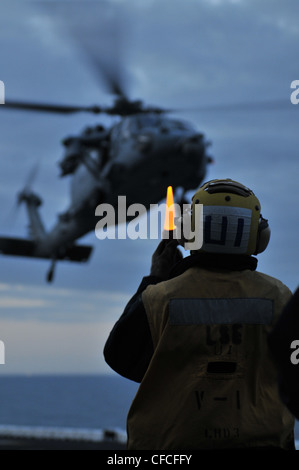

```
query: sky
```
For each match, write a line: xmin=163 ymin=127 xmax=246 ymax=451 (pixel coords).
xmin=0 ymin=0 xmax=298 ymax=375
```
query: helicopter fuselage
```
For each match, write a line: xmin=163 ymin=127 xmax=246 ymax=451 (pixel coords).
xmin=39 ymin=113 xmax=211 ymax=250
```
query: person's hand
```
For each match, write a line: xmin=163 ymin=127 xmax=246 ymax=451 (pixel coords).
xmin=150 ymin=239 xmax=183 ymax=280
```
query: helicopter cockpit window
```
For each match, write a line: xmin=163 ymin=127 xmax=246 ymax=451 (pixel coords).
xmin=136 ymin=115 xmax=161 ymax=129
xmin=162 ymin=119 xmax=194 ymax=131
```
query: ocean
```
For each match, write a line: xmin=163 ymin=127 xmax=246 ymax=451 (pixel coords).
xmin=0 ymin=374 xmax=298 ymax=448
xmin=0 ymin=374 xmax=138 ymax=433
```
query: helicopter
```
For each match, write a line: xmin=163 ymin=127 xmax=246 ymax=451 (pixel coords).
xmin=0 ymin=89 xmax=213 ymax=282
xmin=0 ymin=81 xmax=291 ymax=284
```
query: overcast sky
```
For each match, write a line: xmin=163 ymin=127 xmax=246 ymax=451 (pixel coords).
xmin=0 ymin=0 xmax=298 ymax=375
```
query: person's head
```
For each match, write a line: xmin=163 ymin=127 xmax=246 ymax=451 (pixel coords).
xmin=184 ymin=178 xmax=270 ymax=256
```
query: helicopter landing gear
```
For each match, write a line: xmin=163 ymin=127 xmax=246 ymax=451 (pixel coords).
xmin=47 ymin=258 xmax=56 ymax=283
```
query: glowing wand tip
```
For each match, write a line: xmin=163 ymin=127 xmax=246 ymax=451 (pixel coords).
xmin=163 ymin=186 xmax=176 ymax=232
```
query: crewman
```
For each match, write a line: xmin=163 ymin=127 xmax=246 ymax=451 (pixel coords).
xmin=104 ymin=179 xmax=295 ymax=450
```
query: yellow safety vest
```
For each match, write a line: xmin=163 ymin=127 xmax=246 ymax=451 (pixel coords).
xmin=126 ymin=266 xmax=295 ymax=450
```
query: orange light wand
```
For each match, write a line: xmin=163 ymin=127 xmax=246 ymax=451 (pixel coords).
xmin=163 ymin=186 xmax=177 ymax=240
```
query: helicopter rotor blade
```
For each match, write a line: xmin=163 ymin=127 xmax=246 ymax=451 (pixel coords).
xmin=69 ymin=8 xmax=129 ymax=100
xmin=22 ymin=161 xmax=40 ymax=194
xmin=3 ymin=101 xmax=103 ymax=115
xmin=87 ymin=58 xmax=128 ymax=100
xmin=3 ymin=99 xmax=154 ymax=116
xmin=172 ymin=99 xmax=291 ymax=113
xmin=38 ymin=1 xmax=129 ymax=101
xmin=3 ymin=97 xmax=291 ymax=117
xmin=4 ymin=198 xmax=21 ymax=231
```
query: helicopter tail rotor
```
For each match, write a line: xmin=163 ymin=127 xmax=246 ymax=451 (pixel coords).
xmin=17 ymin=161 xmax=41 ymax=204
xmin=4 ymin=161 xmax=41 ymax=231
xmin=13 ymin=162 xmax=47 ymax=241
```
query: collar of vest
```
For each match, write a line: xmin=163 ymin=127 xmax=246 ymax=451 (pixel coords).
xmin=169 ymin=252 xmax=258 ymax=279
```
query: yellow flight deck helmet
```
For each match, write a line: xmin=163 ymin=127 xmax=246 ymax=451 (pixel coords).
xmin=189 ymin=179 xmax=270 ymax=255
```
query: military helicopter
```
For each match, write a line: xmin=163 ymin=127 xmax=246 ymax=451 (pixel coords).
xmin=0 ymin=80 xmax=213 ymax=282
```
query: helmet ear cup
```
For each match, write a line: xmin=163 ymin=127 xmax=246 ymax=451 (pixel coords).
xmin=255 ymin=216 xmax=270 ymax=254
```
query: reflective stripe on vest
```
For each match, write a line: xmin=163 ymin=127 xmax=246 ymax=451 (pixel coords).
xmin=169 ymin=298 xmax=273 ymax=325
